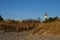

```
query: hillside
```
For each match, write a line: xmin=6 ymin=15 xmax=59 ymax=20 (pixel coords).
xmin=0 ymin=18 xmax=60 ymax=35
xmin=0 ymin=17 xmax=60 ymax=40
xmin=32 ymin=19 xmax=60 ymax=35
xmin=0 ymin=19 xmax=60 ymax=40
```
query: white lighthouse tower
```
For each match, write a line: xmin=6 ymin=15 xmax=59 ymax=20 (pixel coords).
xmin=44 ymin=12 xmax=48 ymax=21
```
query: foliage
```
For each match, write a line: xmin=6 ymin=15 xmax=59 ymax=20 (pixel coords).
xmin=0 ymin=15 xmax=3 ymax=21
xmin=42 ymin=16 xmax=59 ymax=23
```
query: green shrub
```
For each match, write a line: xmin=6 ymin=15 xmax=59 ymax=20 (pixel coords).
xmin=42 ymin=16 xmax=59 ymax=23
xmin=0 ymin=15 xmax=3 ymax=21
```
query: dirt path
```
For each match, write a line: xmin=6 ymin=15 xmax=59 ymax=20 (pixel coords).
xmin=0 ymin=32 xmax=60 ymax=40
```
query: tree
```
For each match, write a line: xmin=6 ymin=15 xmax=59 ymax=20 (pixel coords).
xmin=42 ymin=16 xmax=58 ymax=23
xmin=45 ymin=16 xmax=58 ymax=22
xmin=0 ymin=15 xmax=3 ymax=21
xmin=53 ymin=16 xmax=58 ymax=20
xmin=49 ymin=17 xmax=54 ymax=22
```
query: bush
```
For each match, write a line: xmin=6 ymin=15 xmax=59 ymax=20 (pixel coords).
xmin=0 ymin=15 xmax=3 ymax=21
xmin=53 ymin=16 xmax=58 ymax=20
xmin=42 ymin=16 xmax=59 ymax=23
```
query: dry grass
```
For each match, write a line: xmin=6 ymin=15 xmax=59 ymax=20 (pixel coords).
xmin=32 ymin=19 xmax=60 ymax=35
xmin=0 ymin=19 xmax=60 ymax=35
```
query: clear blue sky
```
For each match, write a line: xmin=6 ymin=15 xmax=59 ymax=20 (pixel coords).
xmin=0 ymin=0 xmax=60 ymax=20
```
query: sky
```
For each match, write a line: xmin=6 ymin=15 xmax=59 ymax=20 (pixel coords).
xmin=0 ymin=0 xmax=60 ymax=20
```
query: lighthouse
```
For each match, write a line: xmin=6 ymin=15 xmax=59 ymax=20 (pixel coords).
xmin=44 ymin=12 xmax=48 ymax=21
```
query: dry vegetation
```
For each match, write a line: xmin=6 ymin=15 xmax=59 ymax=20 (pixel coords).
xmin=0 ymin=20 xmax=40 ymax=32
xmin=0 ymin=16 xmax=60 ymax=35
xmin=32 ymin=19 xmax=60 ymax=35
